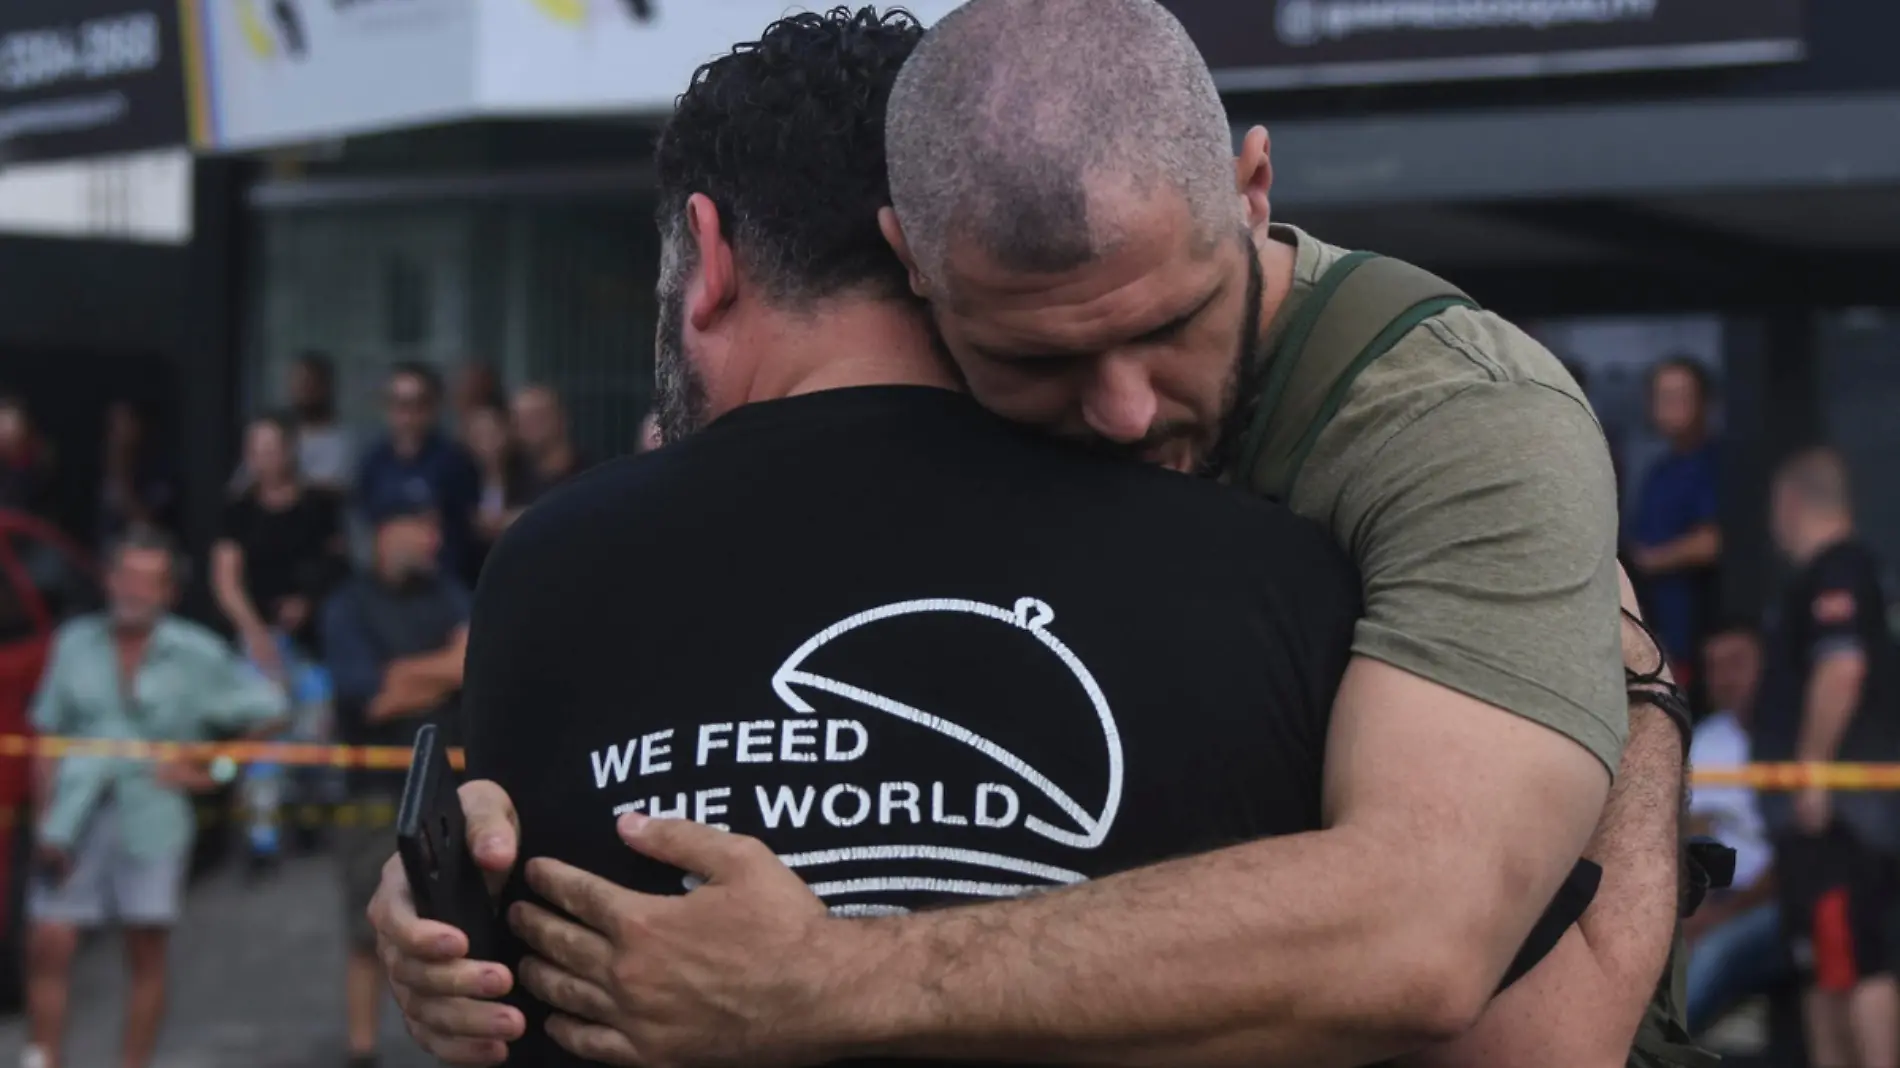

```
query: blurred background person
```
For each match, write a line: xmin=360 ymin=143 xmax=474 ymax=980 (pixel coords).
xmin=288 ymin=351 xmax=354 ymax=493
xmin=1685 ymin=619 xmax=1785 ymax=1034
xmin=95 ymin=401 xmax=176 ymax=553
xmin=211 ymin=411 xmax=351 ymax=870
xmin=212 ymin=412 xmax=347 ymax=678
xmin=452 ymin=361 xmax=504 ymax=440
xmin=0 ymin=394 xmax=55 ymax=519
xmin=1628 ymin=356 xmax=1723 ymax=681
xmin=229 ymin=352 xmax=354 ymax=497
xmin=321 ymin=500 xmax=469 ymax=1068
xmin=353 ymin=363 xmax=479 ymax=582
xmin=1756 ymin=447 xmax=1900 ymax=1068
xmin=23 ymin=526 xmax=286 ymax=1068
xmin=506 ymin=383 xmax=589 ymax=512
xmin=464 ymin=402 xmax=516 ymax=582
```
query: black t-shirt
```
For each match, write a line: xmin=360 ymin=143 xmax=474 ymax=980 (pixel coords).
xmin=1755 ymin=539 xmax=1900 ymax=840
xmin=466 ymin=386 xmax=1574 ymax=1067
xmin=218 ymin=487 xmax=345 ymax=643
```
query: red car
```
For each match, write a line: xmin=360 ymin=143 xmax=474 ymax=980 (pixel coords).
xmin=0 ymin=512 xmax=100 ymax=1010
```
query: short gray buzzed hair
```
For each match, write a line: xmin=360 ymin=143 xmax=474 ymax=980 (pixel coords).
xmin=886 ymin=0 xmax=1237 ymax=281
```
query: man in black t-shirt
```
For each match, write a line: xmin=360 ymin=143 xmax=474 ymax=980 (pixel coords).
xmin=372 ymin=12 xmax=1592 ymax=1068
xmin=1754 ymin=447 xmax=1900 ymax=1068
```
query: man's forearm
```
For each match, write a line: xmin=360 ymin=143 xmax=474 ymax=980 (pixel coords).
xmin=393 ymin=649 xmax=464 ymax=690
xmin=1795 ymin=658 xmax=1863 ymax=761
xmin=810 ymin=826 xmax=1494 ymax=1068
xmin=1575 ymin=702 xmax=1682 ymax=1003
xmin=1646 ymin=525 xmax=1721 ymax=574
xmin=1400 ymin=702 xmax=1682 ymax=1067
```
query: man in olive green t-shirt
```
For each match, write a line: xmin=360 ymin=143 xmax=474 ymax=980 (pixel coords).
xmin=871 ymin=2 xmax=1690 ymax=1064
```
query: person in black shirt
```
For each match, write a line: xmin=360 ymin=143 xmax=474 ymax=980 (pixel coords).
xmin=372 ymin=11 xmax=1592 ymax=1068
xmin=1755 ymin=446 xmax=1900 ymax=1068
xmin=505 ymin=384 xmax=591 ymax=514
xmin=213 ymin=413 xmax=348 ymax=675
xmin=323 ymin=498 xmax=471 ymax=1068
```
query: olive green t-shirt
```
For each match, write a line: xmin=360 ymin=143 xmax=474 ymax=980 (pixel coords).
xmin=1243 ymin=225 xmax=1626 ymax=776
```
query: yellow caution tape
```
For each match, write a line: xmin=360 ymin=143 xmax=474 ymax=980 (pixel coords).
xmin=0 ymin=734 xmax=460 ymax=771
xmin=0 ymin=735 xmax=1889 ymax=792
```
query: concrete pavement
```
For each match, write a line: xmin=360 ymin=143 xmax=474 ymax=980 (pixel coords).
xmin=0 ymin=853 xmax=439 ymax=1068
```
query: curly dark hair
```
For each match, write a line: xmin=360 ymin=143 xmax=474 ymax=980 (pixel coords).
xmin=654 ymin=6 xmax=923 ymax=304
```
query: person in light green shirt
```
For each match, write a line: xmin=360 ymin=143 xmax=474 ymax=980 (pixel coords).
xmin=25 ymin=526 xmax=285 ymax=1068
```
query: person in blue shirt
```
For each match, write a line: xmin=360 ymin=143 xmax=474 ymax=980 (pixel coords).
xmin=323 ymin=499 xmax=470 ymax=1068
xmin=1629 ymin=356 xmax=1722 ymax=678
xmin=354 ymin=363 xmax=481 ymax=580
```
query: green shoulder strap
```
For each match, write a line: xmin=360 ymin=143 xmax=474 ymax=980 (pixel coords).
xmin=1239 ymin=252 xmax=1476 ymax=502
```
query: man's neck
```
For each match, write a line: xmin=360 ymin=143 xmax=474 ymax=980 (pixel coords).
xmin=392 ymin=432 xmax=429 ymax=459
xmin=725 ymin=298 xmax=959 ymax=407
xmin=257 ymin=475 xmax=299 ymax=505
xmin=1257 ymin=232 xmax=1298 ymax=333
xmin=1670 ymin=429 xmax=1706 ymax=454
xmin=112 ymin=621 xmax=156 ymax=647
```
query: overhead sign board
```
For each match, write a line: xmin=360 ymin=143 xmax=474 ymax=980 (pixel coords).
xmin=0 ymin=1 xmax=190 ymax=165
xmin=1165 ymin=0 xmax=1806 ymax=90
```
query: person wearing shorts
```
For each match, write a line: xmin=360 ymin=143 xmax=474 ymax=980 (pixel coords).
xmin=1756 ymin=448 xmax=1900 ymax=1068
xmin=25 ymin=527 xmax=286 ymax=1068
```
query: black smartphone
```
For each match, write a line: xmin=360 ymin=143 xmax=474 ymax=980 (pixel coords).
xmin=397 ymin=724 xmax=497 ymax=961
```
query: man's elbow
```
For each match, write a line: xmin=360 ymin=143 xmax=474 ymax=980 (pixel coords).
xmin=1340 ymin=920 xmax=1502 ymax=1049
xmin=1391 ymin=942 xmax=1499 ymax=1044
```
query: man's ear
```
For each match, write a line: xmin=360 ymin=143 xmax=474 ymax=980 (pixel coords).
xmin=878 ymin=207 xmax=930 ymax=298
xmin=685 ymin=193 xmax=737 ymax=332
xmin=1234 ymin=125 xmax=1274 ymax=230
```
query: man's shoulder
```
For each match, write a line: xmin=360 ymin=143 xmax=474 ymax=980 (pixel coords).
xmin=480 ymin=452 xmax=673 ymax=579
xmin=153 ymin=616 xmax=235 ymax=662
xmin=1295 ymin=282 xmax=1603 ymax=507
xmin=1283 ymin=227 xmax=1596 ymax=455
xmin=50 ymin=613 xmax=106 ymax=651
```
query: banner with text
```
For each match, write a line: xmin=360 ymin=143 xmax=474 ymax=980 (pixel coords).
xmin=1164 ymin=0 xmax=1805 ymax=90
xmin=191 ymin=0 xmax=973 ymax=152
xmin=191 ymin=0 xmax=478 ymax=151
xmin=477 ymin=0 xmax=969 ymax=115
xmin=0 ymin=0 xmax=189 ymax=164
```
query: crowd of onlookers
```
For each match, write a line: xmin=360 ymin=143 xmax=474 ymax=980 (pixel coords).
xmin=1604 ymin=356 xmax=1900 ymax=1066
xmin=3 ymin=353 xmax=651 ymax=1068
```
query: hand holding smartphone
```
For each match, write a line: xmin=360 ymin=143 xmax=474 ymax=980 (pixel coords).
xmin=397 ymin=724 xmax=498 ymax=961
